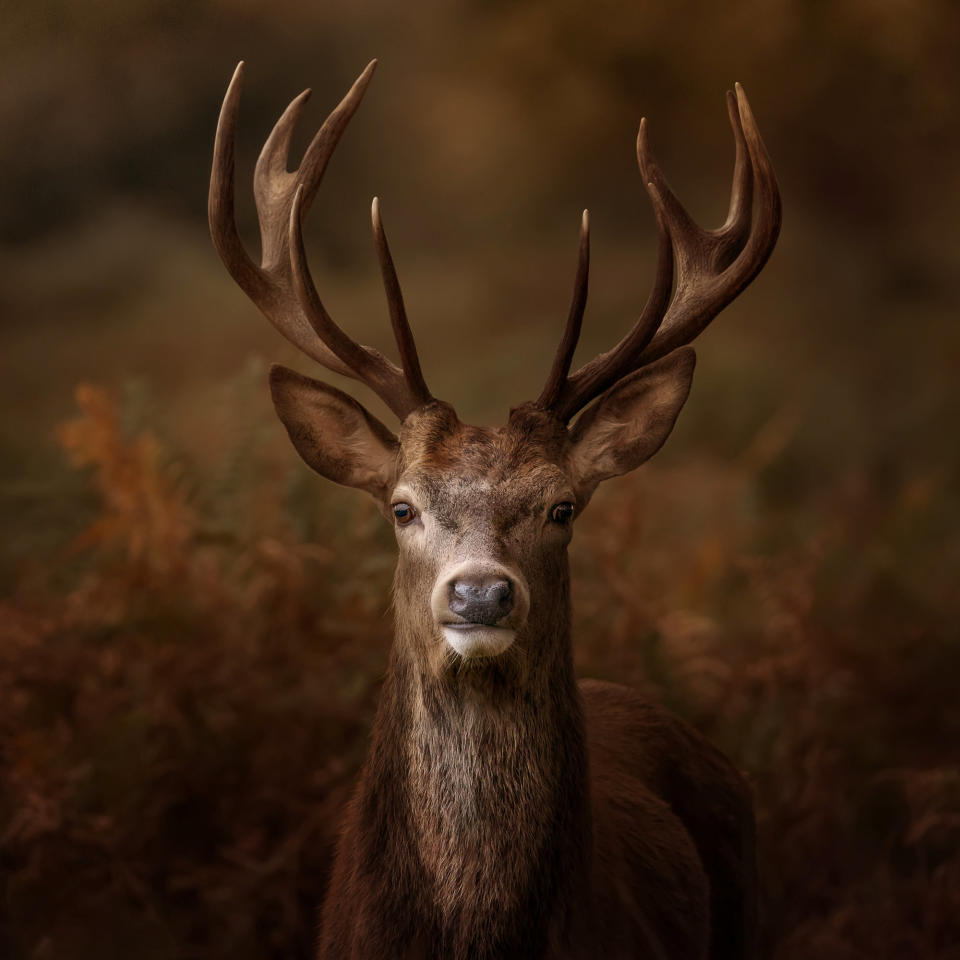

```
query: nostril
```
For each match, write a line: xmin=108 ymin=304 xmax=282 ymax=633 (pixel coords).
xmin=485 ymin=579 xmax=513 ymax=614
xmin=448 ymin=576 xmax=514 ymax=626
xmin=448 ymin=580 xmax=477 ymax=617
xmin=452 ymin=580 xmax=476 ymax=602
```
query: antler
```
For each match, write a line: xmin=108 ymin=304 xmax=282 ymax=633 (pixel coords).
xmin=537 ymin=83 xmax=781 ymax=423
xmin=209 ymin=61 xmax=432 ymax=420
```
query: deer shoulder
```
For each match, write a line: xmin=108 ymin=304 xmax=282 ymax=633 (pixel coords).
xmin=582 ymin=678 xmax=758 ymax=960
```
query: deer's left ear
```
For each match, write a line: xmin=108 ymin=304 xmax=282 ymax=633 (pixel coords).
xmin=569 ymin=347 xmax=696 ymax=498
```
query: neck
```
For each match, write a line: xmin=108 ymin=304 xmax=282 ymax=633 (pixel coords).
xmin=357 ymin=571 xmax=590 ymax=958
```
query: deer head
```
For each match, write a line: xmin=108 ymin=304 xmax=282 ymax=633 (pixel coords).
xmin=209 ymin=60 xmax=780 ymax=680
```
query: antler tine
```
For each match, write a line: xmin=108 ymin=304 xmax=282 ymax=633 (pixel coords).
xmin=538 ymin=85 xmax=780 ymax=423
xmin=289 ymin=185 xmax=425 ymax=418
xmin=210 ymin=60 xmax=434 ymax=419
xmin=731 ymin=83 xmax=781 ymax=273
xmin=632 ymin=83 xmax=781 ymax=367
xmin=251 ymin=85 xmax=312 ymax=271
xmin=209 ymin=62 xmax=364 ymax=377
xmin=547 ymin=161 xmax=675 ymax=423
xmin=371 ymin=197 xmax=432 ymax=408
xmin=537 ymin=210 xmax=590 ymax=410
xmin=713 ymin=87 xmax=755 ymax=267
xmin=269 ymin=60 xmax=378 ymax=226
xmin=209 ymin=62 xmax=268 ymax=306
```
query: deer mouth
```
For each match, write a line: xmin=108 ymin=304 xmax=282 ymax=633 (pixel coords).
xmin=430 ymin=560 xmax=529 ymax=659
xmin=441 ymin=622 xmax=516 ymax=659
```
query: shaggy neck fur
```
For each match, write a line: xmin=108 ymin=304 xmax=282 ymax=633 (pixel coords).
xmin=356 ymin=561 xmax=591 ymax=960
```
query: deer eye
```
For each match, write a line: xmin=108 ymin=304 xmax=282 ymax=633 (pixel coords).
xmin=392 ymin=502 xmax=417 ymax=526
xmin=550 ymin=502 xmax=575 ymax=524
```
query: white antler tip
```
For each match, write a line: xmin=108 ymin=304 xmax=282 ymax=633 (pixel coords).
xmin=637 ymin=118 xmax=650 ymax=150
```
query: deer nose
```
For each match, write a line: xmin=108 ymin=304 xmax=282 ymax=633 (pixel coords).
xmin=448 ymin=576 xmax=514 ymax=626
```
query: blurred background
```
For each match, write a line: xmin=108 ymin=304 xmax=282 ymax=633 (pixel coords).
xmin=1 ymin=1 xmax=958 ymax=957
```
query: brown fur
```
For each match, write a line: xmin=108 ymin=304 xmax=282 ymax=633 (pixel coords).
xmin=300 ymin=392 xmax=757 ymax=960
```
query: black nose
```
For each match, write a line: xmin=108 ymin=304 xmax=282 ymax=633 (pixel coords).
xmin=448 ymin=577 xmax=514 ymax=626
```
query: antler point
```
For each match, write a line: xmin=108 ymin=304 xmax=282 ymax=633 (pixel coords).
xmin=227 ymin=61 xmax=246 ymax=93
xmin=637 ymin=119 xmax=651 ymax=154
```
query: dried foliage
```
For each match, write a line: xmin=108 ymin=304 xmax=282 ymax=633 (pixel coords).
xmin=1 ymin=384 xmax=390 ymax=959
xmin=2 ymin=2 xmax=959 ymax=956
xmin=0 ymin=381 xmax=956 ymax=959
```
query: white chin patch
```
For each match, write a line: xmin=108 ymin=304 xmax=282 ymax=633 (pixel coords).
xmin=442 ymin=625 xmax=516 ymax=659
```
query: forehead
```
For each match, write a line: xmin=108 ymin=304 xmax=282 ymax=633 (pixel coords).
xmin=395 ymin=403 xmax=572 ymax=506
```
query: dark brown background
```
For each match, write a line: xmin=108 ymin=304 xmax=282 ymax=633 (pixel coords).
xmin=1 ymin=2 xmax=958 ymax=957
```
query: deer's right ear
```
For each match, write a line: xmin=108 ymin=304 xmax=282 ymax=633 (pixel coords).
xmin=269 ymin=364 xmax=399 ymax=500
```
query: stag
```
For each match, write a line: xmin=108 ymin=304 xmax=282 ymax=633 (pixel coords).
xmin=209 ymin=60 xmax=780 ymax=960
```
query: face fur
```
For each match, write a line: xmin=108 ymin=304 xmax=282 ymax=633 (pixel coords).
xmin=268 ymin=347 xmax=697 ymax=679
xmin=386 ymin=402 xmax=579 ymax=676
